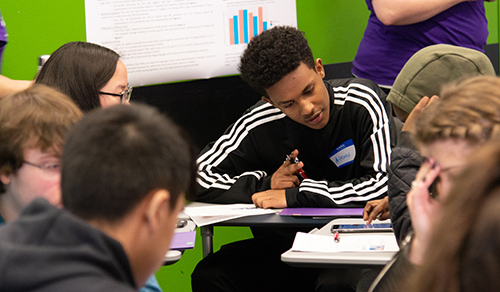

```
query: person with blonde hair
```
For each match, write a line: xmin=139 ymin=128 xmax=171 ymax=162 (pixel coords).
xmin=369 ymin=75 xmax=500 ymax=291
xmin=409 ymin=75 xmax=500 ymax=262
xmin=409 ymin=136 xmax=500 ymax=292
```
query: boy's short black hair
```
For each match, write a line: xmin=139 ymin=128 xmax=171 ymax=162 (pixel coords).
xmin=61 ymin=103 xmax=197 ymax=222
xmin=239 ymin=26 xmax=315 ymax=97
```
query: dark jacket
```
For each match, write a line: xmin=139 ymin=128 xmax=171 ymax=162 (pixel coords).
xmin=0 ymin=199 xmax=137 ymax=292
xmin=388 ymin=131 xmax=423 ymax=242
xmin=196 ymin=78 xmax=398 ymax=207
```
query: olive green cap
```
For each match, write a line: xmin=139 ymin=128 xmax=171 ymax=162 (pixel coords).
xmin=387 ymin=44 xmax=496 ymax=114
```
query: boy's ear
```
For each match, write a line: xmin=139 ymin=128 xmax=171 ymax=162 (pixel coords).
xmin=0 ymin=174 xmax=11 ymax=185
xmin=261 ymin=96 xmax=274 ymax=106
xmin=315 ymin=58 xmax=325 ymax=79
xmin=144 ymin=189 xmax=170 ymax=232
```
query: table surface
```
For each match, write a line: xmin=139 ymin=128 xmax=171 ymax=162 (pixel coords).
xmin=184 ymin=202 xmax=366 ymax=258
xmin=281 ymin=218 xmax=398 ymax=268
xmin=185 ymin=202 xmax=353 ymax=227
xmin=209 ymin=212 xmax=335 ymax=227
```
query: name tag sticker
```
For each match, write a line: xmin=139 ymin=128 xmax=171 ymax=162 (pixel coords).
xmin=329 ymin=139 xmax=356 ymax=168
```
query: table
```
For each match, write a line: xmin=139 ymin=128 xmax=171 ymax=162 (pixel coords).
xmin=185 ymin=202 xmax=352 ymax=258
xmin=281 ymin=218 xmax=398 ymax=268
xmin=200 ymin=214 xmax=334 ymax=258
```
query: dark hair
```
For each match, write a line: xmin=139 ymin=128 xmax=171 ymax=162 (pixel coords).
xmin=34 ymin=41 xmax=120 ymax=112
xmin=409 ymin=137 xmax=500 ymax=292
xmin=61 ymin=103 xmax=197 ymax=222
xmin=0 ymin=85 xmax=82 ymax=193
xmin=238 ymin=26 xmax=315 ymax=97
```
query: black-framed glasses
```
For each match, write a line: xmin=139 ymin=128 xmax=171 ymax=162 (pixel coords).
xmin=23 ymin=161 xmax=61 ymax=173
xmin=99 ymin=84 xmax=133 ymax=104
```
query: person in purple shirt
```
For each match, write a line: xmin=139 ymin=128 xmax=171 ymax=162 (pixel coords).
xmin=352 ymin=0 xmax=495 ymax=91
xmin=0 ymin=11 xmax=31 ymax=95
xmin=0 ymin=11 xmax=8 ymax=73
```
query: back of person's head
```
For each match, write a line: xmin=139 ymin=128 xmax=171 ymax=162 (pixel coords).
xmin=34 ymin=41 xmax=120 ymax=112
xmin=239 ymin=26 xmax=315 ymax=97
xmin=414 ymin=75 xmax=500 ymax=147
xmin=387 ymin=44 xmax=495 ymax=120
xmin=61 ymin=103 xmax=197 ymax=223
xmin=0 ymin=84 xmax=83 ymax=193
xmin=409 ymin=137 xmax=500 ymax=292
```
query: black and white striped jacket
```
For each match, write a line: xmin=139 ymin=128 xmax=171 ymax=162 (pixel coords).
xmin=196 ymin=78 xmax=397 ymax=207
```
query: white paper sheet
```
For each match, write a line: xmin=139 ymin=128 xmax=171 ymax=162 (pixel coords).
xmin=183 ymin=203 xmax=277 ymax=226
xmin=85 ymin=0 xmax=297 ymax=86
xmin=291 ymin=232 xmax=400 ymax=253
xmin=186 ymin=214 xmax=248 ymax=227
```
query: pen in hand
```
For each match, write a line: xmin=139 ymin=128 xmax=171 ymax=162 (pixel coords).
xmin=286 ymin=153 xmax=307 ymax=179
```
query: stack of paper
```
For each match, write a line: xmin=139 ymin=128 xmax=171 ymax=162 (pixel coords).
xmin=291 ymin=232 xmax=399 ymax=253
xmin=184 ymin=204 xmax=277 ymax=226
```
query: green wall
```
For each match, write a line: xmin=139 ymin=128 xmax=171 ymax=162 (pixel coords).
xmin=1 ymin=1 xmax=498 ymax=291
xmin=2 ymin=1 xmax=498 ymax=80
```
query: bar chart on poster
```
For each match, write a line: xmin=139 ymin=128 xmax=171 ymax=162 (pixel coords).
xmin=85 ymin=0 xmax=296 ymax=86
xmin=227 ymin=6 xmax=271 ymax=45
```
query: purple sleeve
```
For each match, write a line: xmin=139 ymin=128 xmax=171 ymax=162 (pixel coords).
xmin=353 ymin=1 xmax=488 ymax=86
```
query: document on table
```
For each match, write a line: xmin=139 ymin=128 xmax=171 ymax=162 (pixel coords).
xmin=291 ymin=232 xmax=399 ymax=253
xmin=184 ymin=204 xmax=277 ymax=227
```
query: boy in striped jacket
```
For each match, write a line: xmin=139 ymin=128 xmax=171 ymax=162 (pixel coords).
xmin=196 ymin=26 xmax=396 ymax=209
xmin=192 ymin=26 xmax=398 ymax=292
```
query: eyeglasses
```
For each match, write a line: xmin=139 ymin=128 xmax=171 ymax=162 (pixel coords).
xmin=99 ymin=84 xmax=133 ymax=104
xmin=23 ymin=161 xmax=61 ymax=173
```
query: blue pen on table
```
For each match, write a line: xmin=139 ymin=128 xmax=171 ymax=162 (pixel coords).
xmin=231 ymin=206 xmax=257 ymax=210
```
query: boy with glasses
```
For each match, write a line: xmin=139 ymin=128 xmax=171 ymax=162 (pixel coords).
xmin=0 ymin=85 xmax=82 ymax=222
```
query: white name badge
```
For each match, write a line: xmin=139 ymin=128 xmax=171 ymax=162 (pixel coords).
xmin=329 ymin=139 xmax=356 ymax=168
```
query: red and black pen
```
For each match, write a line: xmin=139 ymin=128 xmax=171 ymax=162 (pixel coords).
xmin=286 ymin=153 xmax=308 ymax=179
xmin=333 ymin=231 xmax=340 ymax=243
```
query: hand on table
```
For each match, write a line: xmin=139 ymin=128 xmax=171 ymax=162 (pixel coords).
xmin=252 ymin=189 xmax=287 ymax=209
xmin=407 ymin=157 xmax=442 ymax=265
xmin=270 ymin=149 xmax=304 ymax=189
xmin=363 ymin=196 xmax=390 ymax=224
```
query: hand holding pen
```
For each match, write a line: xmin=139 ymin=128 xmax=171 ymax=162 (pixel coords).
xmin=270 ymin=149 xmax=307 ymax=190
xmin=286 ymin=152 xmax=307 ymax=180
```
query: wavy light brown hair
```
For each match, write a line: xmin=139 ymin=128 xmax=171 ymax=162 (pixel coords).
xmin=414 ymin=75 xmax=500 ymax=147
xmin=408 ymin=76 xmax=500 ymax=292
xmin=409 ymin=137 xmax=500 ymax=292
xmin=0 ymin=84 xmax=83 ymax=193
